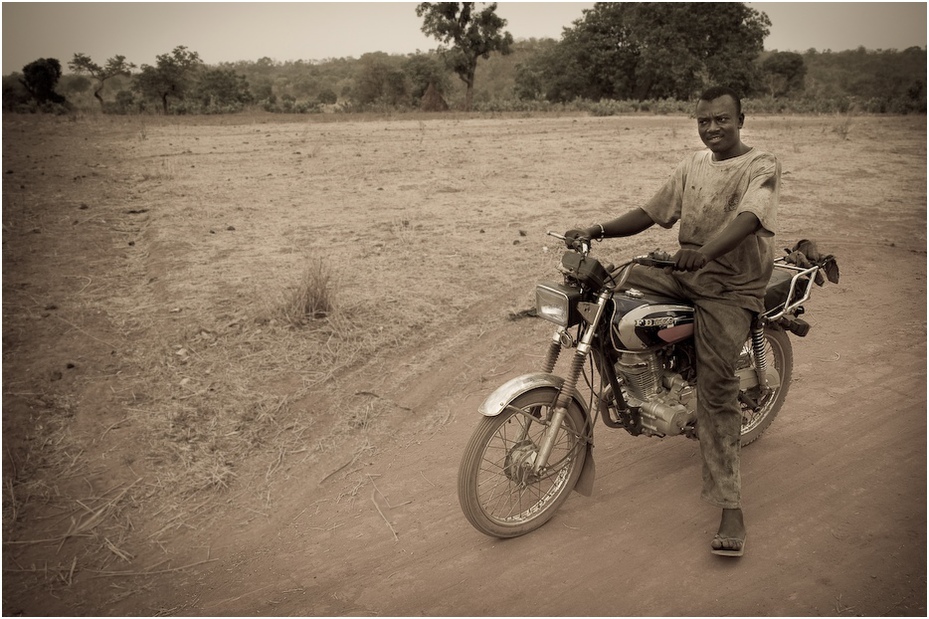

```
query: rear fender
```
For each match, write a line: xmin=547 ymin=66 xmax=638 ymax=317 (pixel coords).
xmin=478 ymin=372 xmax=596 ymax=497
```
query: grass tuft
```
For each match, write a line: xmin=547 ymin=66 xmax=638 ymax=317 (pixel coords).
xmin=279 ymin=257 xmax=335 ymax=327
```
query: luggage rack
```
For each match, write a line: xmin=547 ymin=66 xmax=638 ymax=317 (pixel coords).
xmin=762 ymin=260 xmax=821 ymax=321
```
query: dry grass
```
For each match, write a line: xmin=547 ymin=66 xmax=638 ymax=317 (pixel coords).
xmin=2 ymin=240 xmax=390 ymax=599
xmin=275 ymin=257 xmax=335 ymax=326
xmin=2 ymin=277 xmax=387 ymax=599
xmin=832 ymin=115 xmax=853 ymax=140
xmin=5 ymin=112 xmax=924 ymax=613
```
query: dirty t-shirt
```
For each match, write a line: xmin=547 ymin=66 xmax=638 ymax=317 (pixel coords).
xmin=642 ymin=147 xmax=780 ymax=313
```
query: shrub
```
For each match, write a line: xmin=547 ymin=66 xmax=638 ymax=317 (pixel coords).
xmin=278 ymin=258 xmax=335 ymax=327
xmin=317 ymin=88 xmax=338 ymax=105
xmin=588 ymin=99 xmax=641 ymax=116
xmin=293 ymin=100 xmax=322 ymax=114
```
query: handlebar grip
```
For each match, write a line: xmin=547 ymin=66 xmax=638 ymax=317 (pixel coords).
xmin=632 ymin=256 xmax=675 ymax=269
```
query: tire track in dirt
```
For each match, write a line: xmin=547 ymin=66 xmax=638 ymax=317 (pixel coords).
xmin=5 ymin=114 xmax=924 ymax=616
xmin=133 ymin=243 xmax=925 ymax=617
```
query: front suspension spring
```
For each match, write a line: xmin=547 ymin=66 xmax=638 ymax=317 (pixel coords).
xmin=556 ymin=351 xmax=587 ymax=408
xmin=541 ymin=336 xmax=561 ymax=374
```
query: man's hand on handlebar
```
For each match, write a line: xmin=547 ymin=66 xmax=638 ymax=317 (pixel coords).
xmin=633 ymin=249 xmax=708 ymax=271
xmin=563 ymin=229 xmax=591 ymax=250
xmin=671 ymin=248 xmax=708 ymax=272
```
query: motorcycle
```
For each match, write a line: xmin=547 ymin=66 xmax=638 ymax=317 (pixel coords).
xmin=458 ymin=232 xmax=839 ymax=538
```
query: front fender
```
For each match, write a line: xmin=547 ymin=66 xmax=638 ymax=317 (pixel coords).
xmin=478 ymin=372 xmax=589 ymax=418
xmin=478 ymin=372 xmax=596 ymax=497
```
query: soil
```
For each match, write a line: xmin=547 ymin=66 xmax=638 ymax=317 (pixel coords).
xmin=2 ymin=112 xmax=926 ymax=616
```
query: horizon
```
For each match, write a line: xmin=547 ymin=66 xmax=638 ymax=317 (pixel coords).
xmin=3 ymin=2 xmax=926 ymax=75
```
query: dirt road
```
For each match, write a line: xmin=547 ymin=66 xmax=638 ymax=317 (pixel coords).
xmin=3 ymin=113 xmax=925 ymax=616
xmin=148 ymin=243 xmax=928 ymax=617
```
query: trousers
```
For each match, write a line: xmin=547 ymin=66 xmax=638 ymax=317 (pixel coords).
xmin=624 ymin=266 xmax=754 ymax=509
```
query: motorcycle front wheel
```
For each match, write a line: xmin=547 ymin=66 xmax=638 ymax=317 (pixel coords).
xmin=740 ymin=325 xmax=793 ymax=446
xmin=458 ymin=387 xmax=588 ymax=538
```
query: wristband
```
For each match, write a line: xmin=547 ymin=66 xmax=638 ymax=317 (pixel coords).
xmin=595 ymin=223 xmax=605 ymax=242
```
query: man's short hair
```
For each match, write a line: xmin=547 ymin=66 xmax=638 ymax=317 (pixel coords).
xmin=699 ymin=86 xmax=742 ymax=115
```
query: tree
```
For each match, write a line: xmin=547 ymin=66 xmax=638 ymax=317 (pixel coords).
xmin=60 ymin=74 xmax=92 ymax=96
xmin=194 ymin=67 xmax=252 ymax=109
xmin=404 ymin=52 xmax=451 ymax=103
xmin=134 ymin=46 xmax=202 ymax=114
xmin=354 ymin=52 xmax=409 ymax=107
xmin=801 ymin=46 xmax=926 ymax=113
xmin=317 ymin=88 xmax=338 ymax=105
xmin=761 ymin=51 xmax=806 ymax=97
xmin=68 ymin=53 xmax=136 ymax=109
xmin=3 ymin=73 xmax=33 ymax=110
xmin=416 ymin=2 xmax=514 ymax=111
xmin=514 ymin=36 xmax=598 ymax=101
xmin=513 ymin=38 xmax=559 ymax=100
xmin=535 ymin=2 xmax=770 ymax=102
xmin=20 ymin=58 xmax=68 ymax=104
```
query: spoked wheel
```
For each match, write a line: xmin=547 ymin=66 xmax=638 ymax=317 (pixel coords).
xmin=458 ymin=387 xmax=588 ymax=538
xmin=739 ymin=325 xmax=793 ymax=446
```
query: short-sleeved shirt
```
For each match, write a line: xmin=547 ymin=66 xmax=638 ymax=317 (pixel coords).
xmin=642 ymin=147 xmax=780 ymax=313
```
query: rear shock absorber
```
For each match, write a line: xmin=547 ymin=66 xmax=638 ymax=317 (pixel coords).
xmin=751 ymin=320 xmax=768 ymax=388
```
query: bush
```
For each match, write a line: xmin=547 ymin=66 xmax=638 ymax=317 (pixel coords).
xmin=293 ymin=100 xmax=322 ymax=114
xmin=317 ymin=89 xmax=338 ymax=105
xmin=279 ymin=258 xmax=335 ymax=327
xmin=39 ymin=101 xmax=73 ymax=115
xmin=587 ymin=99 xmax=641 ymax=116
xmin=2 ymin=74 xmax=32 ymax=111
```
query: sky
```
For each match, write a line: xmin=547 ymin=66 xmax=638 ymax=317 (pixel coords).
xmin=2 ymin=2 xmax=926 ymax=75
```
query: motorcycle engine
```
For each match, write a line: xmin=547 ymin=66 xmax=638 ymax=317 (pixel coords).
xmin=616 ymin=351 xmax=696 ymax=437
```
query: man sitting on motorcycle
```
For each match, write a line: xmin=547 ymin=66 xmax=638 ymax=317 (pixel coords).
xmin=565 ymin=85 xmax=780 ymax=557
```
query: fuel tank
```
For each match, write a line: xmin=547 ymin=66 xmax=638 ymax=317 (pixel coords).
xmin=611 ymin=289 xmax=695 ymax=351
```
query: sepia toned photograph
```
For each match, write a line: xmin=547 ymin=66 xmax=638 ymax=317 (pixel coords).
xmin=2 ymin=2 xmax=925 ymax=616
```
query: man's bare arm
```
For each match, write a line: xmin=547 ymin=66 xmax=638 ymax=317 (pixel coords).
xmin=588 ymin=208 xmax=656 ymax=239
xmin=674 ymin=212 xmax=762 ymax=271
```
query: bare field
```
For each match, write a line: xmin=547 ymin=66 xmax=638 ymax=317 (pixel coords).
xmin=2 ymin=112 xmax=926 ymax=615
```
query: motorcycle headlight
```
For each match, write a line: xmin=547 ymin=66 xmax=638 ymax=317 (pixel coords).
xmin=535 ymin=282 xmax=581 ymax=327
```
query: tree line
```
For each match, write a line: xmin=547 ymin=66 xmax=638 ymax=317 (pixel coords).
xmin=3 ymin=2 xmax=925 ymax=115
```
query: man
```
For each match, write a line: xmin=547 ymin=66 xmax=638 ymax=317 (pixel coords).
xmin=565 ymin=86 xmax=780 ymax=557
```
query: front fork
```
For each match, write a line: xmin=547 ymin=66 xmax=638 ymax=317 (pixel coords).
xmin=533 ymin=289 xmax=611 ymax=474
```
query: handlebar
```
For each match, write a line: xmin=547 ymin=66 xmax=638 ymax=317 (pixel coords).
xmin=548 ymin=231 xmax=677 ymax=269
xmin=632 ymin=255 xmax=676 ymax=269
xmin=547 ymin=230 xmax=590 ymax=255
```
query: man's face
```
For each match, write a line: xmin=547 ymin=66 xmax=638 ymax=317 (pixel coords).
xmin=696 ymin=95 xmax=744 ymax=160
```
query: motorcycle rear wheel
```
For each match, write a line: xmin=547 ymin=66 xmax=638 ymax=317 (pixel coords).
xmin=740 ymin=325 xmax=793 ymax=446
xmin=458 ymin=387 xmax=588 ymax=538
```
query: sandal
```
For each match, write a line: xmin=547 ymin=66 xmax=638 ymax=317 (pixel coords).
xmin=711 ymin=534 xmax=746 ymax=557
